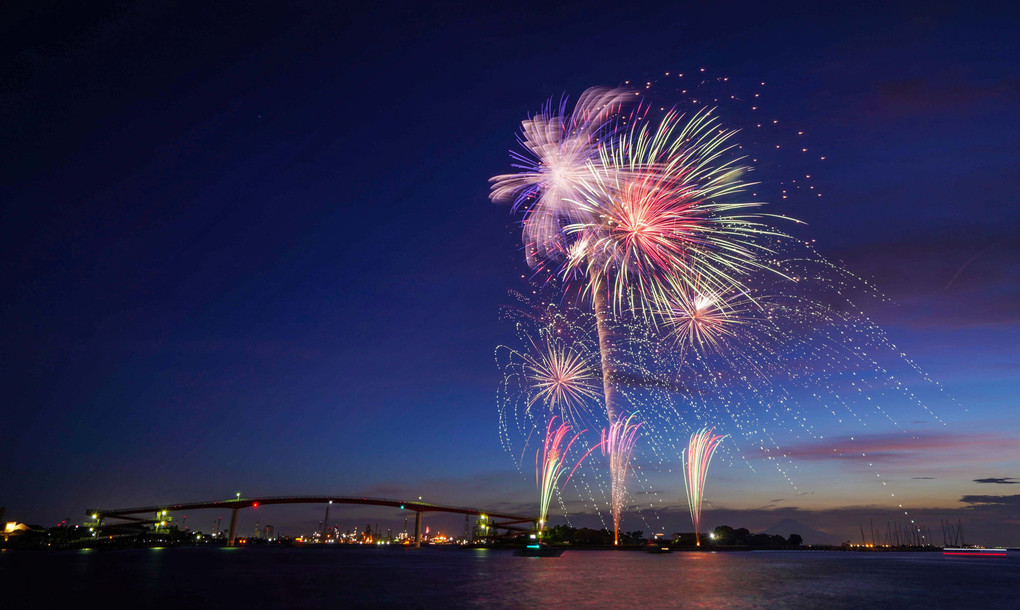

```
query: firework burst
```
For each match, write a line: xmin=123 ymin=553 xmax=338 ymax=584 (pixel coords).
xmin=496 ymin=306 xmax=604 ymax=436
xmin=659 ymin=282 xmax=757 ymax=356
xmin=493 ymin=95 xmax=797 ymax=425
xmin=565 ymin=107 xmax=794 ymax=315
xmin=522 ymin=335 xmax=602 ymax=423
xmin=489 ymin=87 xmax=631 ymax=268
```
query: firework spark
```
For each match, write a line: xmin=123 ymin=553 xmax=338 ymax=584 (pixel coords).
xmin=602 ymin=412 xmax=643 ymax=545
xmin=682 ymin=427 xmax=728 ymax=546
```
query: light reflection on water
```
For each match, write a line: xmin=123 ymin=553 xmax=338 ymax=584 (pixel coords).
xmin=2 ymin=547 xmax=1015 ymax=608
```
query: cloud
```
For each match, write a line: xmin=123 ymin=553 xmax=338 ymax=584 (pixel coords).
xmin=828 ymin=235 xmax=1020 ymax=330
xmin=959 ymin=494 xmax=1020 ymax=508
xmin=758 ymin=432 xmax=1019 ymax=466
xmin=973 ymin=477 xmax=1018 ymax=485
xmin=633 ymin=489 xmax=665 ymax=497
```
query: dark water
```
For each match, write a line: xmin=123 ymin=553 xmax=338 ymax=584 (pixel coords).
xmin=2 ymin=547 xmax=1017 ymax=608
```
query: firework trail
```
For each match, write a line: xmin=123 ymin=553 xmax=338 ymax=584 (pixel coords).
xmin=602 ymin=412 xmax=643 ymax=545
xmin=682 ymin=428 xmax=727 ymax=546
xmin=536 ymin=417 xmax=601 ymax=535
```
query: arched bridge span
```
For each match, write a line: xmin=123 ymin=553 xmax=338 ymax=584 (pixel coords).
xmin=87 ymin=496 xmax=536 ymax=546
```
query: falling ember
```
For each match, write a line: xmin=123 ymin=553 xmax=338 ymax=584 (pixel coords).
xmin=601 ymin=413 xmax=643 ymax=545
xmin=682 ymin=428 xmax=727 ymax=546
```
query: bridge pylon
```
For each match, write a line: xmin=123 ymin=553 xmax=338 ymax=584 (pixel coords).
xmin=414 ymin=510 xmax=422 ymax=548
xmin=227 ymin=508 xmax=239 ymax=547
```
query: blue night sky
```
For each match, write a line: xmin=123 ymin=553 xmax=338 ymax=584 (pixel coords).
xmin=2 ymin=1 xmax=1017 ymax=544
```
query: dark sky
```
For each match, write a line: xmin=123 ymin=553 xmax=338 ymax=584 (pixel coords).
xmin=2 ymin=0 xmax=1017 ymax=543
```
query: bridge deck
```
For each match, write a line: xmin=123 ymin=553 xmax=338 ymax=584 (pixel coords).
xmin=89 ymin=495 xmax=535 ymax=525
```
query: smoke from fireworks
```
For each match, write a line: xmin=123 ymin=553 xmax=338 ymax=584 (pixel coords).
xmin=682 ymin=428 xmax=727 ymax=546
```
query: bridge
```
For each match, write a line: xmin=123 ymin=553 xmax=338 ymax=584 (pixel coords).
xmin=86 ymin=496 xmax=537 ymax=546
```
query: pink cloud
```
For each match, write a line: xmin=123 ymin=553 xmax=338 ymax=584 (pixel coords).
xmin=756 ymin=431 xmax=1019 ymax=464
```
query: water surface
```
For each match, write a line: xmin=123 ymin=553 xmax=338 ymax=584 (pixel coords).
xmin=2 ymin=547 xmax=1015 ymax=608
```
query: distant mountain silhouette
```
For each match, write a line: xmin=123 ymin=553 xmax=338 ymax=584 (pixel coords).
xmin=764 ymin=518 xmax=840 ymax=545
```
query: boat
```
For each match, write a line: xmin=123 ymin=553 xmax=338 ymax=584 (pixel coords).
xmin=515 ymin=543 xmax=565 ymax=557
xmin=645 ymin=541 xmax=672 ymax=554
xmin=942 ymin=547 xmax=1007 ymax=557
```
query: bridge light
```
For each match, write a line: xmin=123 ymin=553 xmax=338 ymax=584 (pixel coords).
xmin=253 ymin=502 xmax=259 ymax=508
xmin=400 ymin=504 xmax=405 ymax=510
